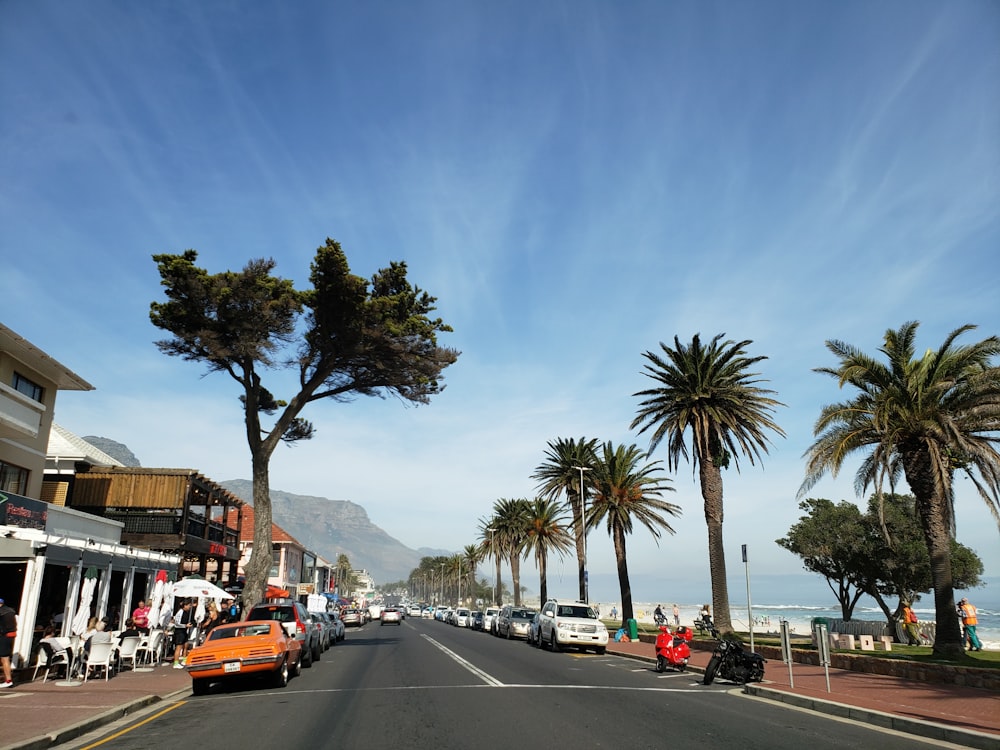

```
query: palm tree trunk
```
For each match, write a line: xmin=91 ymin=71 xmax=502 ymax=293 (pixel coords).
xmin=571 ymin=488 xmax=586 ymax=602
xmin=538 ymin=549 xmax=548 ymax=604
xmin=700 ymin=457 xmax=732 ymax=632
xmin=511 ymin=555 xmax=522 ymax=606
xmin=494 ymin=555 xmax=502 ymax=606
xmin=612 ymin=523 xmax=633 ymax=622
xmin=903 ymin=450 xmax=964 ymax=659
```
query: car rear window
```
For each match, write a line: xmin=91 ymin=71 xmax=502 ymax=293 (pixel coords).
xmin=250 ymin=605 xmax=293 ymax=623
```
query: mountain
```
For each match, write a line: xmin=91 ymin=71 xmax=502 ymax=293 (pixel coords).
xmin=83 ymin=436 xmax=141 ymax=466
xmin=219 ymin=479 xmax=452 ymax=584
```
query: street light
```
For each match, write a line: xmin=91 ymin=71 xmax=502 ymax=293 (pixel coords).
xmin=572 ymin=465 xmax=592 ymax=603
xmin=440 ymin=562 xmax=445 ymax=604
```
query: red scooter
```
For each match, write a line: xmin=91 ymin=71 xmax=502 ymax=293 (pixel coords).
xmin=655 ymin=625 xmax=692 ymax=672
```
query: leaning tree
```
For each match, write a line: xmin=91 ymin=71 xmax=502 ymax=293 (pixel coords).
xmin=150 ymin=239 xmax=459 ymax=614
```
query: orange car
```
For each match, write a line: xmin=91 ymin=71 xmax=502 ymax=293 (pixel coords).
xmin=185 ymin=620 xmax=302 ymax=695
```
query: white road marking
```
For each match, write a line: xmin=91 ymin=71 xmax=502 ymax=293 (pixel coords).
xmin=420 ymin=634 xmax=505 ymax=687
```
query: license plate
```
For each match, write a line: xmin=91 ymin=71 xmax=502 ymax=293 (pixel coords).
xmin=223 ymin=661 xmax=241 ymax=673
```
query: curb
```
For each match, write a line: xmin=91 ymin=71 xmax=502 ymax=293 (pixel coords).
xmin=742 ymin=684 xmax=1000 ymax=750
xmin=1 ymin=688 xmax=191 ymax=750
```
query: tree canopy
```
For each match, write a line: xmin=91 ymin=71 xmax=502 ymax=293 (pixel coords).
xmin=150 ymin=239 xmax=459 ymax=613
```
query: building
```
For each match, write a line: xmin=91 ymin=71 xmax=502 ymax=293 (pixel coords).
xmin=0 ymin=325 xmax=179 ymax=668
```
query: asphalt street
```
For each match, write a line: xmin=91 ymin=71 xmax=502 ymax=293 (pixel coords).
xmin=60 ymin=618 xmax=952 ymax=750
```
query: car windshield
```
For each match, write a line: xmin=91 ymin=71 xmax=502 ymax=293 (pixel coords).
xmin=558 ymin=606 xmax=595 ymax=618
xmin=251 ymin=606 xmax=294 ymax=622
xmin=512 ymin=610 xmax=533 ymax=619
xmin=209 ymin=624 xmax=272 ymax=640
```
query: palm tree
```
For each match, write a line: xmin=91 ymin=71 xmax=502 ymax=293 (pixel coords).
xmin=491 ymin=498 xmax=530 ymax=606
xmin=532 ymin=437 xmax=599 ymax=601
xmin=588 ymin=442 xmax=681 ymax=626
xmin=801 ymin=322 xmax=1000 ymax=659
xmin=632 ymin=333 xmax=785 ymax=633
xmin=462 ymin=544 xmax=481 ymax=603
xmin=477 ymin=516 xmax=504 ymax=606
xmin=522 ymin=497 xmax=575 ymax=604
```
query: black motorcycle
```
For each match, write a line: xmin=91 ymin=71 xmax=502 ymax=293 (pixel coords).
xmin=702 ymin=630 xmax=766 ymax=685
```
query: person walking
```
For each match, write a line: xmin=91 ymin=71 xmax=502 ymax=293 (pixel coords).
xmin=171 ymin=600 xmax=195 ymax=668
xmin=901 ymin=602 xmax=920 ymax=646
xmin=672 ymin=603 xmax=680 ymax=627
xmin=958 ymin=597 xmax=983 ymax=651
xmin=0 ymin=597 xmax=17 ymax=688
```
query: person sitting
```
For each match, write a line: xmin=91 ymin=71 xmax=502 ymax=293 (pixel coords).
xmin=38 ymin=626 xmax=71 ymax=679
xmin=118 ymin=618 xmax=141 ymax=645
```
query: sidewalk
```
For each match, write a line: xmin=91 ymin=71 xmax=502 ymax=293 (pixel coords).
xmin=607 ymin=638 xmax=1000 ymax=750
xmin=0 ymin=662 xmax=191 ymax=750
xmin=1 ymin=643 xmax=998 ymax=750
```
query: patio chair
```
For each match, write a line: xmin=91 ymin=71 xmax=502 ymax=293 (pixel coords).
xmin=138 ymin=629 xmax=164 ymax=665
xmin=117 ymin=636 xmax=141 ymax=671
xmin=32 ymin=642 xmax=71 ymax=683
xmin=82 ymin=641 xmax=115 ymax=682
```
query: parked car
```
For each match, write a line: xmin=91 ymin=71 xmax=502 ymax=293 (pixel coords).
xmin=537 ymin=599 xmax=608 ymax=654
xmin=454 ymin=608 xmax=471 ymax=627
xmin=484 ymin=607 xmax=501 ymax=634
xmin=408 ymin=605 xmax=422 ymax=617
xmin=247 ymin=600 xmax=321 ymax=667
xmin=309 ymin=611 xmax=336 ymax=649
xmin=328 ymin=610 xmax=346 ymax=641
xmin=381 ymin=607 xmax=402 ymax=625
xmin=421 ymin=607 xmax=434 ymax=619
xmin=470 ymin=611 xmax=485 ymax=631
xmin=526 ymin=612 xmax=542 ymax=646
xmin=495 ymin=606 xmax=536 ymax=640
xmin=342 ymin=608 xmax=365 ymax=627
xmin=186 ymin=620 xmax=302 ymax=695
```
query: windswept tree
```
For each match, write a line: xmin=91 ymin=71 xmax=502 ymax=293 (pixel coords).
xmin=532 ymin=437 xmax=598 ymax=602
xmin=632 ymin=334 xmax=784 ymax=633
xmin=477 ymin=516 xmax=504 ymax=606
xmin=588 ymin=442 xmax=680 ymax=626
xmin=521 ymin=497 xmax=574 ymax=604
xmin=150 ymin=240 xmax=459 ymax=614
xmin=801 ymin=322 xmax=1000 ymax=659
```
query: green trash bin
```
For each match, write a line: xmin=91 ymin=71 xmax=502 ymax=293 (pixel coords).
xmin=627 ymin=618 xmax=638 ymax=641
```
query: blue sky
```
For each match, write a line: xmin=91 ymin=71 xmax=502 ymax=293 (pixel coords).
xmin=2 ymin=1 xmax=998 ymax=603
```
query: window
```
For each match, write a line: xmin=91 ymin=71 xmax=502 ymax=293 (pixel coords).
xmin=0 ymin=461 xmax=29 ymax=494
xmin=12 ymin=372 xmax=44 ymax=403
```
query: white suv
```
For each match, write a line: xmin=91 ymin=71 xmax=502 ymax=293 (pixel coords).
xmin=537 ymin=599 xmax=608 ymax=654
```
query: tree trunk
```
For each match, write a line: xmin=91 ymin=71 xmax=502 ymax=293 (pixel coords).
xmin=538 ymin=550 xmax=548 ymax=605
xmin=902 ymin=448 xmax=964 ymax=659
xmin=511 ymin=555 xmax=522 ymax=607
xmin=241 ymin=456 xmax=273 ymax=617
xmin=700 ymin=457 xmax=732 ymax=632
xmin=613 ymin=523 xmax=633 ymax=623
xmin=570 ymin=487 xmax=586 ymax=602
xmin=494 ymin=555 xmax=502 ymax=606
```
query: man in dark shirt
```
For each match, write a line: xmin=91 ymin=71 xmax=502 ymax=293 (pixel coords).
xmin=0 ymin=597 xmax=18 ymax=688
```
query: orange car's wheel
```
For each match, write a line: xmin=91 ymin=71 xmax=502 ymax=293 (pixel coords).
xmin=191 ymin=678 xmax=210 ymax=696
xmin=271 ymin=659 xmax=289 ymax=688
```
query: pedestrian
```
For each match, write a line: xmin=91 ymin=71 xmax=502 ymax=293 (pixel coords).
xmin=0 ymin=597 xmax=17 ymax=688
xmin=610 ymin=605 xmax=618 ymax=620
xmin=171 ymin=599 xmax=195 ymax=668
xmin=901 ymin=602 xmax=920 ymax=646
xmin=958 ymin=597 xmax=983 ymax=651
xmin=199 ymin=600 xmax=220 ymax=644
xmin=132 ymin=599 xmax=151 ymax=633
xmin=672 ymin=603 xmax=680 ymax=627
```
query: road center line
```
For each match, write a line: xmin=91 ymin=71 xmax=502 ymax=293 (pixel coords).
xmin=420 ymin=634 xmax=505 ymax=687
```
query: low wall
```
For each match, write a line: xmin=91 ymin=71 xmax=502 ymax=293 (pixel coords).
xmin=679 ymin=637 xmax=1000 ymax=691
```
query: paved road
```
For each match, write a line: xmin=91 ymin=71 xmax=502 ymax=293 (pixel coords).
xmin=62 ymin=618 xmax=951 ymax=749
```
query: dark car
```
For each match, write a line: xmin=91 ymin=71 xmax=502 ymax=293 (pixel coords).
xmin=471 ymin=611 xmax=485 ymax=631
xmin=246 ymin=599 xmax=321 ymax=667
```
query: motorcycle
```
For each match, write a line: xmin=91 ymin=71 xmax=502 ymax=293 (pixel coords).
xmin=655 ymin=625 xmax=692 ymax=672
xmin=702 ymin=629 xmax=766 ymax=685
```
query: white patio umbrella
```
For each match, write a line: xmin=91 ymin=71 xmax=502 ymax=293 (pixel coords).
xmin=147 ymin=570 xmax=168 ymax=627
xmin=71 ymin=567 xmax=99 ymax=635
xmin=171 ymin=577 xmax=232 ymax=601
xmin=154 ymin=582 xmax=175 ymax=628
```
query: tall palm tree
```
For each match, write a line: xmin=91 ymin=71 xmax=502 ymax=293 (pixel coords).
xmin=588 ymin=442 xmax=681 ymax=626
xmin=462 ymin=544 xmax=481 ymax=603
xmin=632 ymin=333 xmax=785 ymax=633
xmin=491 ymin=498 xmax=530 ymax=606
xmin=801 ymin=322 xmax=1000 ymax=659
xmin=532 ymin=437 xmax=599 ymax=601
xmin=521 ymin=497 xmax=575 ymax=604
xmin=477 ymin=516 xmax=504 ymax=606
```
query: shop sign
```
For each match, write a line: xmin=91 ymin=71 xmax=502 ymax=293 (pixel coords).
xmin=0 ymin=491 xmax=47 ymax=531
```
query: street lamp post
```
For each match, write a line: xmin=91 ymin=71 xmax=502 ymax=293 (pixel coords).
xmin=440 ymin=562 xmax=445 ymax=605
xmin=572 ymin=465 xmax=592 ymax=603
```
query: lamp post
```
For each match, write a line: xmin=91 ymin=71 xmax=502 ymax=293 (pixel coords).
xmin=572 ymin=465 xmax=592 ymax=603
xmin=440 ymin=562 xmax=445 ymax=605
